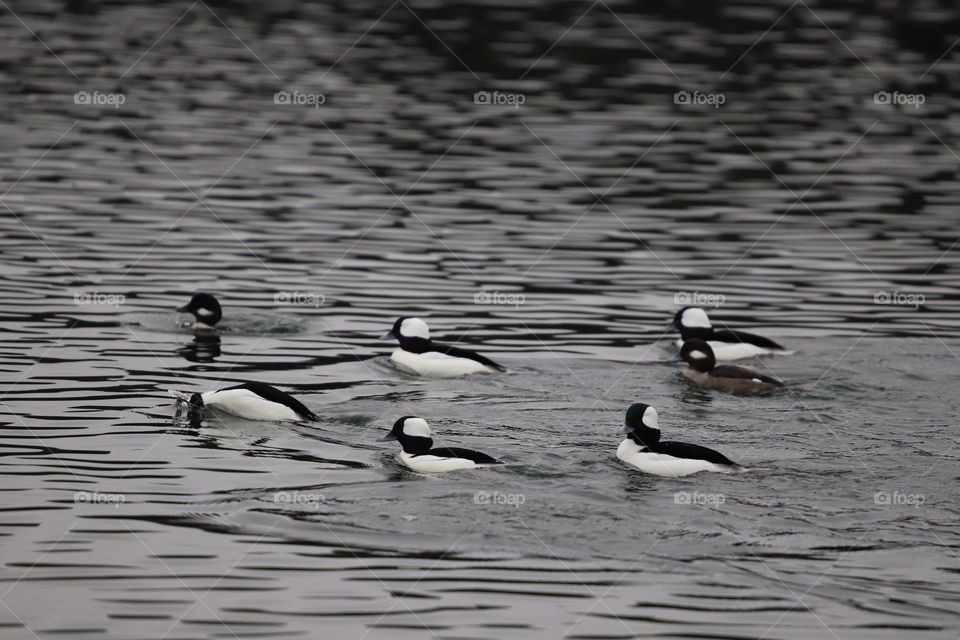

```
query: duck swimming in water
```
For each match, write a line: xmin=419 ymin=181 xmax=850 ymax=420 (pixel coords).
xmin=679 ymin=339 xmax=785 ymax=395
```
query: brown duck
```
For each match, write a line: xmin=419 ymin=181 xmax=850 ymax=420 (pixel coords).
xmin=679 ymin=339 xmax=785 ymax=395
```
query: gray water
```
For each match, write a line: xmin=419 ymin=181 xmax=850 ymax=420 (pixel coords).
xmin=2 ymin=0 xmax=960 ymax=638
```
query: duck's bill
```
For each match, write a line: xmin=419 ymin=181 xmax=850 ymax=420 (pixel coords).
xmin=619 ymin=424 xmax=632 ymax=434
xmin=380 ymin=330 xmax=394 ymax=340
xmin=176 ymin=304 xmax=190 ymax=312
xmin=378 ymin=433 xmax=398 ymax=442
xmin=666 ymin=352 xmax=683 ymax=363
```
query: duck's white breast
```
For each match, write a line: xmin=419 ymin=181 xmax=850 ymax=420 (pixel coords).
xmin=201 ymin=389 xmax=299 ymax=421
xmin=391 ymin=349 xmax=490 ymax=377
xmin=616 ymin=439 xmax=725 ymax=477
xmin=399 ymin=451 xmax=477 ymax=473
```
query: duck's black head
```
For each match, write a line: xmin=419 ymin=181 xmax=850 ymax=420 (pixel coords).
xmin=188 ymin=393 xmax=204 ymax=409
xmin=680 ymin=338 xmax=717 ymax=372
xmin=671 ymin=306 xmax=713 ymax=340
xmin=185 ymin=393 xmax=205 ymax=427
xmin=380 ymin=416 xmax=433 ymax=454
xmin=383 ymin=317 xmax=431 ymax=350
xmin=622 ymin=403 xmax=662 ymax=446
xmin=178 ymin=293 xmax=222 ymax=327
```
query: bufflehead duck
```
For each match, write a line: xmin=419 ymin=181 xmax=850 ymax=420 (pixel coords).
xmin=178 ymin=293 xmax=223 ymax=329
xmin=380 ymin=416 xmax=500 ymax=473
xmin=169 ymin=381 xmax=317 ymax=422
xmin=679 ymin=339 xmax=785 ymax=395
xmin=617 ymin=403 xmax=740 ymax=476
xmin=384 ymin=317 xmax=505 ymax=377
xmin=670 ymin=306 xmax=789 ymax=360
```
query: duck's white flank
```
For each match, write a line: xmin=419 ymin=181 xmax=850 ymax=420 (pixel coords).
xmin=674 ymin=338 xmax=778 ymax=361
xmin=398 ymin=451 xmax=478 ymax=473
xmin=616 ymin=439 xmax=730 ymax=477
xmin=391 ymin=349 xmax=491 ymax=377
xmin=200 ymin=388 xmax=300 ymax=421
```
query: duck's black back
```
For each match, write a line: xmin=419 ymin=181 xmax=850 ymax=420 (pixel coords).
xmin=223 ymin=381 xmax=317 ymax=420
xmin=713 ymin=328 xmax=784 ymax=350
xmin=650 ymin=441 xmax=737 ymax=466
xmin=425 ymin=446 xmax=500 ymax=464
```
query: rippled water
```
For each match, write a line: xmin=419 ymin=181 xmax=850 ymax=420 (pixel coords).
xmin=2 ymin=0 xmax=960 ymax=638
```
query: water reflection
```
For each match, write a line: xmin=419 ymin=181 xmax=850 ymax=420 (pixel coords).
xmin=177 ymin=332 xmax=222 ymax=362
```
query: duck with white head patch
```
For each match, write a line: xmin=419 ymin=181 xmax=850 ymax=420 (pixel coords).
xmin=679 ymin=339 xmax=785 ymax=395
xmin=380 ymin=416 xmax=500 ymax=473
xmin=178 ymin=293 xmax=223 ymax=330
xmin=670 ymin=306 xmax=790 ymax=360
xmin=169 ymin=381 xmax=317 ymax=422
xmin=384 ymin=317 xmax=505 ymax=377
xmin=617 ymin=403 xmax=740 ymax=477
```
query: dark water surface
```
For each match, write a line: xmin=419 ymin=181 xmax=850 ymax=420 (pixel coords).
xmin=2 ymin=0 xmax=960 ymax=638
